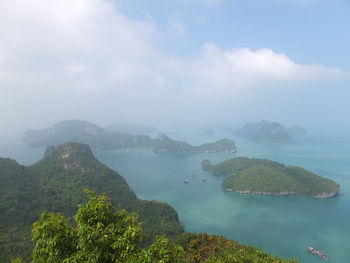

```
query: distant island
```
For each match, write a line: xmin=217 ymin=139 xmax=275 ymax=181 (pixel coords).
xmin=21 ymin=120 xmax=153 ymax=151
xmin=106 ymin=122 xmax=157 ymax=136
xmin=202 ymin=157 xmax=339 ymax=198
xmin=0 ymin=142 xmax=183 ymax=261
xmin=22 ymin=120 xmax=237 ymax=153
xmin=286 ymin=126 xmax=306 ymax=137
xmin=154 ymin=133 xmax=236 ymax=153
xmin=235 ymin=120 xmax=305 ymax=144
xmin=1 ymin=143 xmax=301 ymax=263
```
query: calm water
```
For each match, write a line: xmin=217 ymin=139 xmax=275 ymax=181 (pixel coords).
xmin=1 ymin=135 xmax=350 ymax=262
xmin=95 ymin=135 xmax=350 ymax=263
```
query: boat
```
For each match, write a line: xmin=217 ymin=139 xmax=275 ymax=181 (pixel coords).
xmin=202 ymin=178 xmax=206 ymax=182
xmin=184 ymin=179 xmax=189 ymax=183
xmin=307 ymin=246 xmax=328 ymax=260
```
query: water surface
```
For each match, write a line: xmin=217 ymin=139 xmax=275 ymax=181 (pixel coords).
xmin=95 ymin=135 xmax=350 ymax=263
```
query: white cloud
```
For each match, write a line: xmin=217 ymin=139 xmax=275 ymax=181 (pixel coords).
xmin=188 ymin=44 xmax=347 ymax=90
xmin=0 ymin=0 xmax=347 ymax=131
xmin=0 ymin=0 xmax=163 ymax=89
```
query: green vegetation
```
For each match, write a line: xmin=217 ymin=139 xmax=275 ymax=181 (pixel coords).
xmin=154 ymin=134 xmax=236 ymax=153
xmin=21 ymin=120 xmax=153 ymax=151
xmin=202 ymin=157 xmax=283 ymax=175
xmin=0 ymin=143 xmax=183 ymax=262
xmin=235 ymin=120 xmax=295 ymax=144
xmin=203 ymin=157 xmax=340 ymax=198
xmin=174 ymin=233 xmax=300 ymax=263
xmin=22 ymin=120 xmax=237 ymax=153
xmin=15 ymin=190 xmax=299 ymax=263
xmin=29 ymin=190 xmax=185 ymax=263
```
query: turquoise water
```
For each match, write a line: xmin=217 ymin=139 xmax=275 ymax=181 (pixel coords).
xmin=95 ymin=135 xmax=350 ymax=263
xmin=1 ymin=135 xmax=349 ymax=262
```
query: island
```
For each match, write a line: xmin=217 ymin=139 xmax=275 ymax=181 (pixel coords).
xmin=202 ymin=157 xmax=340 ymax=198
xmin=234 ymin=120 xmax=305 ymax=144
xmin=286 ymin=126 xmax=306 ymax=137
xmin=0 ymin=143 xmax=183 ymax=261
xmin=106 ymin=121 xmax=157 ymax=136
xmin=22 ymin=120 xmax=237 ymax=153
xmin=154 ymin=133 xmax=236 ymax=153
xmin=21 ymin=119 xmax=153 ymax=151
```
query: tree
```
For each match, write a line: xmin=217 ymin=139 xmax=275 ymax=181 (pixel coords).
xmin=30 ymin=189 xmax=184 ymax=263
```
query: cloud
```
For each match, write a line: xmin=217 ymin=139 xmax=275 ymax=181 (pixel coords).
xmin=0 ymin=0 xmax=163 ymax=89
xmin=0 ymin=0 xmax=169 ymax=130
xmin=0 ymin=0 xmax=347 ymax=132
xmin=188 ymin=44 xmax=347 ymax=90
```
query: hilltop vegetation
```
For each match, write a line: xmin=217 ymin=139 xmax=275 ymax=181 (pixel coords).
xmin=202 ymin=156 xmax=283 ymax=175
xmin=0 ymin=143 xmax=183 ymax=262
xmin=21 ymin=120 xmax=153 ymax=151
xmin=235 ymin=120 xmax=305 ymax=144
xmin=15 ymin=190 xmax=299 ymax=263
xmin=22 ymin=120 xmax=237 ymax=153
xmin=154 ymin=133 xmax=236 ymax=153
xmin=203 ymin=157 xmax=340 ymax=198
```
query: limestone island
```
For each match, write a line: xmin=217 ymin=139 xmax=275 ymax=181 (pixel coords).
xmin=235 ymin=120 xmax=305 ymax=144
xmin=22 ymin=120 xmax=236 ymax=153
xmin=202 ymin=157 xmax=339 ymax=198
xmin=153 ymin=133 xmax=236 ymax=153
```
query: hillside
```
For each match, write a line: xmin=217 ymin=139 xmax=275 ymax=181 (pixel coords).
xmin=235 ymin=120 xmax=302 ymax=144
xmin=0 ymin=143 xmax=183 ymax=262
xmin=21 ymin=120 xmax=153 ymax=151
xmin=203 ymin=157 xmax=340 ymax=198
xmin=106 ymin=122 xmax=157 ymax=135
xmin=22 ymin=120 xmax=237 ymax=153
xmin=202 ymin=156 xmax=283 ymax=175
xmin=154 ymin=133 xmax=236 ymax=153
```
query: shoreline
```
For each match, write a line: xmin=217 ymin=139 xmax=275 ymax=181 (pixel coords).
xmin=222 ymin=187 xmax=338 ymax=199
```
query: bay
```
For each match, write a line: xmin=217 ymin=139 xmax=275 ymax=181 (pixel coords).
xmin=1 ymin=134 xmax=349 ymax=262
xmin=95 ymin=134 xmax=350 ymax=263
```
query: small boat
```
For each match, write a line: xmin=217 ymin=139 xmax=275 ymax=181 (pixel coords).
xmin=192 ymin=173 xmax=196 ymax=177
xmin=184 ymin=179 xmax=189 ymax=183
xmin=307 ymin=246 xmax=328 ymax=260
xmin=202 ymin=178 xmax=206 ymax=182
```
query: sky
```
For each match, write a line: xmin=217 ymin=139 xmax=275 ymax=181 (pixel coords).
xmin=0 ymin=0 xmax=349 ymax=138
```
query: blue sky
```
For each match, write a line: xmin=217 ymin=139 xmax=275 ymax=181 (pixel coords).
xmin=117 ymin=0 xmax=350 ymax=68
xmin=0 ymin=0 xmax=349 ymax=137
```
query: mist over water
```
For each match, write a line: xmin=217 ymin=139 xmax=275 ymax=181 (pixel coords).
xmin=1 ymin=0 xmax=350 ymax=261
xmin=94 ymin=133 xmax=350 ymax=263
xmin=1 ymin=126 xmax=350 ymax=262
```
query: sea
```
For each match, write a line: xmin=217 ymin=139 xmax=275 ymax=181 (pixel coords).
xmin=1 ymin=132 xmax=349 ymax=263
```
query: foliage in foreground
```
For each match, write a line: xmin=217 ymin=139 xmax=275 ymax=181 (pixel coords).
xmin=29 ymin=190 xmax=184 ymax=263
xmin=178 ymin=233 xmax=300 ymax=263
xmin=0 ymin=143 xmax=183 ymax=262
xmin=14 ymin=190 xmax=300 ymax=263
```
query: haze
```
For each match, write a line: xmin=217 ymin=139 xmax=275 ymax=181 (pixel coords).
xmin=1 ymin=0 xmax=350 ymax=139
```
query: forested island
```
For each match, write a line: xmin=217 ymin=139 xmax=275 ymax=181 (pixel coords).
xmin=153 ymin=133 xmax=236 ymax=153
xmin=22 ymin=120 xmax=236 ymax=153
xmin=0 ymin=143 xmax=183 ymax=262
xmin=21 ymin=120 xmax=153 ymax=151
xmin=1 ymin=143 xmax=300 ymax=263
xmin=202 ymin=157 xmax=339 ymax=198
xmin=235 ymin=120 xmax=305 ymax=144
